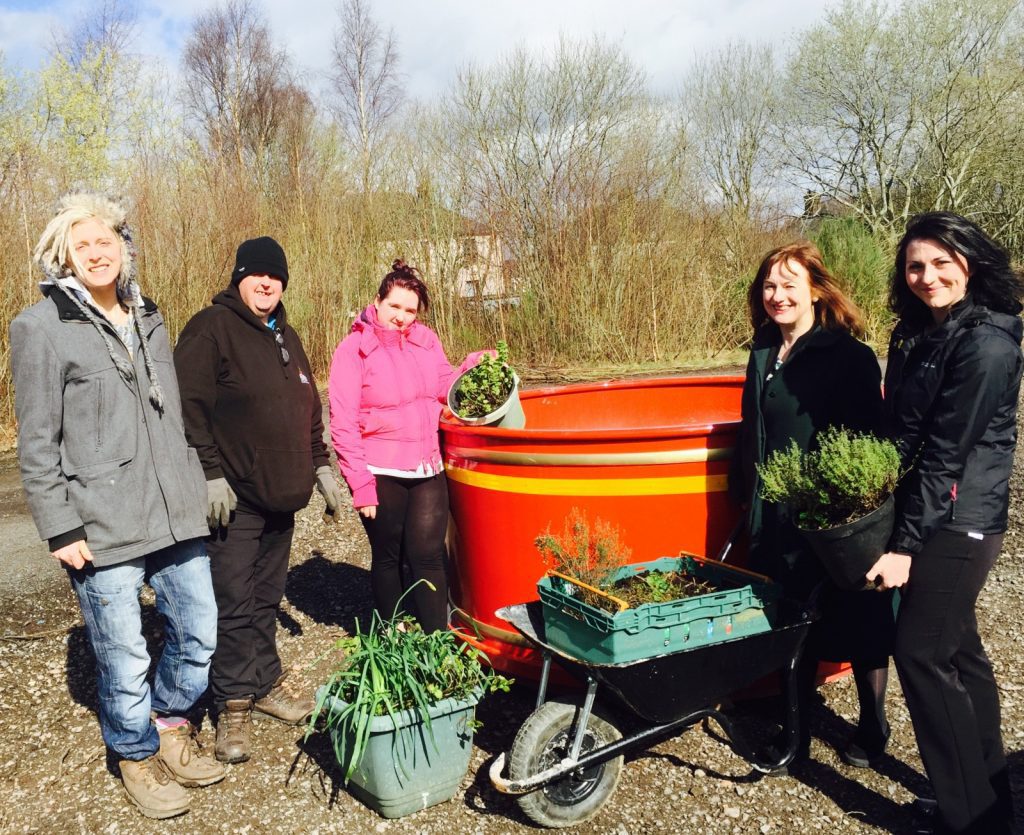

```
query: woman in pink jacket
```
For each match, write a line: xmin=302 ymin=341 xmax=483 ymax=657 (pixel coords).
xmin=328 ymin=260 xmax=481 ymax=632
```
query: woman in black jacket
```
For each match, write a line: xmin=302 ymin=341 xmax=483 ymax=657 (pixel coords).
xmin=731 ymin=241 xmax=894 ymax=769
xmin=868 ymin=213 xmax=1023 ymax=835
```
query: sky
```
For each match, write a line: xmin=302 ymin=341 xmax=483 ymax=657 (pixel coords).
xmin=0 ymin=0 xmax=837 ymax=100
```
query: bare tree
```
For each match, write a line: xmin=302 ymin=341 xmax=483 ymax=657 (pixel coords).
xmin=330 ymin=0 xmax=403 ymax=192
xmin=181 ymin=0 xmax=293 ymax=171
xmin=681 ymin=41 xmax=781 ymax=224
xmin=52 ymin=0 xmax=138 ymax=70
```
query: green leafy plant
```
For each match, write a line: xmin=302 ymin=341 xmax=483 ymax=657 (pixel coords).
xmin=451 ymin=340 xmax=516 ymax=418
xmin=534 ymin=507 xmax=632 ymax=591
xmin=305 ymin=585 xmax=512 ymax=783
xmin=757 ymin=426 xmax=901 ymax=530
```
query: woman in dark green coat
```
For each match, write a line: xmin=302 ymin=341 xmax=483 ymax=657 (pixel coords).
xmin=729 ymin=241 xmax=895 ymax=769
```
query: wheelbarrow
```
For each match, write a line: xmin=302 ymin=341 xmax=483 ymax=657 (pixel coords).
xmin=488 ymin=597 xmax=816 ymax=828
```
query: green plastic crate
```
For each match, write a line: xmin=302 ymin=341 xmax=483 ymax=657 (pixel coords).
xmin=537 ymin=556 xmax=780 ymax=664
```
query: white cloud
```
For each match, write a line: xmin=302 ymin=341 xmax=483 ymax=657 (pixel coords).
xmin=1 ymin=0 xmax=838 ymax=99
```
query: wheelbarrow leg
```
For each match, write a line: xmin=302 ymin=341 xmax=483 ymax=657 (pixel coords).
xmin=535 ymin=650 xmax=553 ymax=710
xmin=568 ymin=677 xmax=599 ymax=761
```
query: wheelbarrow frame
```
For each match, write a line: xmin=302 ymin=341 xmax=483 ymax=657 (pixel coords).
xmin=489 ymin=597 xmax=816 ymax=799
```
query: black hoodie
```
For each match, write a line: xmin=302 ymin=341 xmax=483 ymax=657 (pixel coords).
xmin=174 ymin=284 xmax=329 ymax=513
xmin=884 ymin=296 xmax=1024 ymax=555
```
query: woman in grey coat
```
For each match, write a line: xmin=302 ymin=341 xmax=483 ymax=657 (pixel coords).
xmin=9 ymin=194 xmax=223 ymax=820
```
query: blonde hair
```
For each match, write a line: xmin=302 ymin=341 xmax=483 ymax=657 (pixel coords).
xmin=33 ymin=193 xmax=133 ymax=288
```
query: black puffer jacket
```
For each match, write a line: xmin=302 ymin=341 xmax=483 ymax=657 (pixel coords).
xmin=884 ymin=296 xmax=1023 ymax=555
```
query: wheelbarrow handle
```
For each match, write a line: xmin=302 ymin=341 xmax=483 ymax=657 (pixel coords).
xmin=716 ymin=517 xmax=746 ymax=563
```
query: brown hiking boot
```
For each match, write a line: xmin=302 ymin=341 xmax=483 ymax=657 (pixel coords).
xmin=253 ymin=670 xmax=314 ymax=725
xmin=215 ymin=698 xmax=253 ymax=764
xmin=119 ymin=755 xmax=190 ymax=819
xmin=158 ymin=723 xmax=227 ymax=787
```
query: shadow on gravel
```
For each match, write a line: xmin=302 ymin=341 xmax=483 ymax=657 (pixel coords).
xmin=286 ymin=552 xmax=373 ymax=634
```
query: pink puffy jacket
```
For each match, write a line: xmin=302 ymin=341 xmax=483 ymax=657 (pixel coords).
xmin=328 ymin=304 xmax=479 ymax=507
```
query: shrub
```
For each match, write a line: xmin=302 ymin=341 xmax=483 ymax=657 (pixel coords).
xmin=534 ymin=507 xmax=632 ymax=591
xmin=756 ymin=426 xmax=900 ymax=529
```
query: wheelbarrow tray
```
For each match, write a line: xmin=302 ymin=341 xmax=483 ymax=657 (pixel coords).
xmin=497 ymin=599 xmax=813 ymax=725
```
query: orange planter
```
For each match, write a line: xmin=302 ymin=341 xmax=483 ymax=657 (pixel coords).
xmin=441 ymin=375 xmax=851 ymax=685
xmin=441 ymin=376 xmax=740 ymax=675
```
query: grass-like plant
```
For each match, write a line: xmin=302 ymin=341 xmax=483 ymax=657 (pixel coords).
xmin=450 ymin=340 xmax=516 ymax=418
xmin=757 ymin=426 xmax=900 ymax=530
xmin=305 ymin=585 xmax=512 ymax=783
xmin=534 ymin=507 xmax=632 ymax=591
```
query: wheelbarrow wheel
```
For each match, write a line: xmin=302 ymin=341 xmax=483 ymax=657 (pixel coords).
xmin=508 ymin=697 xmax=623 ymax=828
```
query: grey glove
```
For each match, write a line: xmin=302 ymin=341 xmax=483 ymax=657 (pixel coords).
xmin=207 ymin=477 xmax=237 ymax=528
xmin=315 ymin=465 xmax=344 ymax=523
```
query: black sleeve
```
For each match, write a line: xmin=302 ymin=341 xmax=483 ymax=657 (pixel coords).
xmin=173 ymin=317 xmax=225 ymax=480
xmin=728 ymin=352 xmax=758 ymax=505
xmin=832 ymin=340 xmax=883 ymax=435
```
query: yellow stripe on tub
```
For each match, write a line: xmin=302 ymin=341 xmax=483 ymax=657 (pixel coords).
xmin=444 ymin=465 xmax=729 ymax=496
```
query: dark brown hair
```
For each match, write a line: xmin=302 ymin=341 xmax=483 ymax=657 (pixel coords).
xmin=748 ymin=241 xmax=865 ymax=338
xmin=890 ymin=211 xmax=1023 ymax=324
xmin=376 ymin=259 xmax=430 ymax=312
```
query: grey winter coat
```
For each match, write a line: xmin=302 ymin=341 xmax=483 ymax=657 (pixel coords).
xmin=10 ymin=288 xmax=208 ymax=567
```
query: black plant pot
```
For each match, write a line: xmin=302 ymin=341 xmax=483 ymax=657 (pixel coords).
xmin=799 ymin=494 xmax=895 ymax=591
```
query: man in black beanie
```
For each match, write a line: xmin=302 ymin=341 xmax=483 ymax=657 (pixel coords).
xmin=174 ymin=237 xmax=343 ymax=764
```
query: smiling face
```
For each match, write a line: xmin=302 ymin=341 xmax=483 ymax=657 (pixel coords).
xmin=374 ymin=286 xmax=421 ymax=331
xmin=69 ymin=218 xmax=122 ymax=295
xmin=237 ymin=273 xmax=283 ymax=323
xmin=904 ymin=237 xmax=970 ymax=323
xmin=762 ymin=258 xmax=818 ymax=337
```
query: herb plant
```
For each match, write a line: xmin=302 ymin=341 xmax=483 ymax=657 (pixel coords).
xmin=451 ymin=340 xmax=516 ymax=418
xmin=306 ymin=588 xmax=512 ymax=783
xmin=757 ymin=426 xmax=901 ymax=530
xmin=534 ymin=507 xmax=632 ymax=591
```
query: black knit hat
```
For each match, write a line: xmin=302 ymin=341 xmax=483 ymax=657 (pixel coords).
xmin=232 ymin=236 xmax=289 ymax=288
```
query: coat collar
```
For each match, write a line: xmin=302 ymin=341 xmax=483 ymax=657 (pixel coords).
xmin=46 ymin=284 xmax=159 ymax=322
xmin=212 ymin=283 xmax=288 ymax=333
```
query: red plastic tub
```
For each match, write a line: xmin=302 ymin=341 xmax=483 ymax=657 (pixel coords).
xmin=441 ymin=376 xmax=746 ymax=678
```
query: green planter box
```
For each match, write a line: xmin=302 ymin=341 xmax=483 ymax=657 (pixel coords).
xmin=317 ymin=687 xmax=480 ymax=819
xmin=537 ymin=556 xmax=780 ymax=665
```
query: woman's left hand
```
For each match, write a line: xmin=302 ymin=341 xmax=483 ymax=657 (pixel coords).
xmin=866 ymin=551 xmax=912 ymax=590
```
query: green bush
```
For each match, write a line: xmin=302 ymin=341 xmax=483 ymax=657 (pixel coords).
xmin=756 ymin=427 xmax=900 ymax=529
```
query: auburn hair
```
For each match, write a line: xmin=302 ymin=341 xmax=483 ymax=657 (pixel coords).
xmin=748 ymin=241 xmax=865 ymax=338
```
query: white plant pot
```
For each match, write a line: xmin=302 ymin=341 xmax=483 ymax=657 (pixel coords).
xmin=447 ymin=368 xmax=526 ymax=428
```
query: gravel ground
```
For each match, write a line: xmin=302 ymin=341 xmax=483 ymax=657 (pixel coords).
xmin=0 ymin=427 xmax=1021 ymax=834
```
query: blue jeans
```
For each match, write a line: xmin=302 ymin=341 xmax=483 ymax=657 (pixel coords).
xmin=69 ymin=539 xmax=217 ymax=760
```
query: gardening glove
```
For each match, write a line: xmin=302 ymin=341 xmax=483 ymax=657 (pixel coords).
xmin=315 ymin=465 xmax=344 ymax=523
xmin=206 ymin=477 xmax=237 ymax=529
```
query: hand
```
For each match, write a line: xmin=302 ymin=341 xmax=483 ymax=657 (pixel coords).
xmin=866 ymin=551 xmax=912 ymax=591
xmin=206 ymin=477 xmax=237 ymax=529
xmin=315 ymin=465 xmax=344 ymax=523
xmin=356 ymin=504 xmax=377 ymax=519
xmin=52 ymin=540 xmax=93 ymax=569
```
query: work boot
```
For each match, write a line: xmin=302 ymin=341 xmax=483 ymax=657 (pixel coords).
xmin=215 ymin=698 xmax=253 ymax=764
xmin=253 ymin=670 xmax=315 ymax=725
xmin=158 ymin=723 xmax=227 ymax=787
xmin=119 ymin=755 xmax=190 ymax=819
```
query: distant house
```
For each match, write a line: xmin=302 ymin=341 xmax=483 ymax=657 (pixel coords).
xmin=365 ymin=192 xmax=514 ymax=301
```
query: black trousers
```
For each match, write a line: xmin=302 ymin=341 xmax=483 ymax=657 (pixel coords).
xmin=360 ymin=473 xmax=449 ymax=633
xmin=207 ymin=501 xmax=295 ymax=714
xmin=894 ymin=530 xmax=1012 ymax=834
